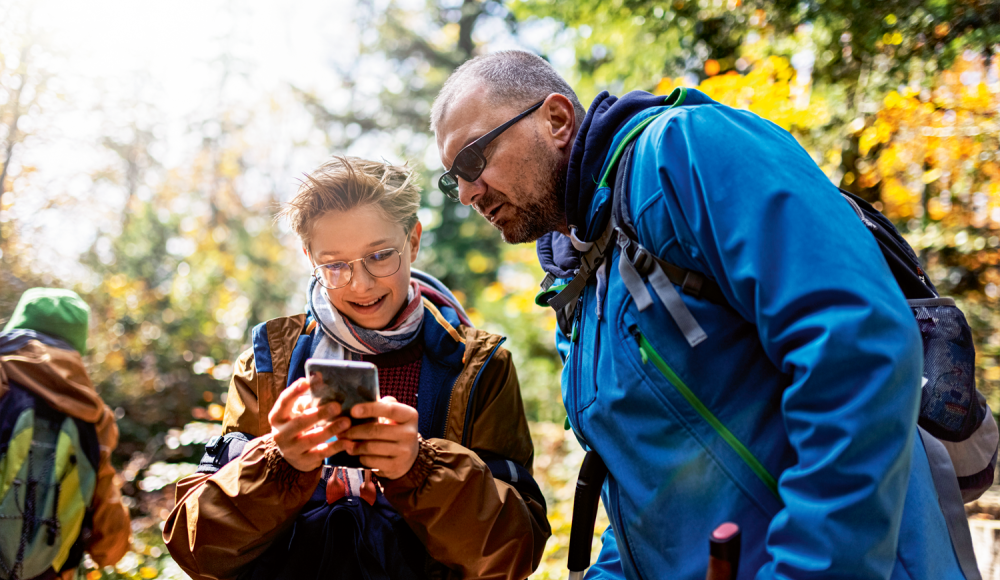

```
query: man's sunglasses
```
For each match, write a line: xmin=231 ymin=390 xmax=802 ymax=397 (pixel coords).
xmin=438 ymin=99 xmax=546 ymax=200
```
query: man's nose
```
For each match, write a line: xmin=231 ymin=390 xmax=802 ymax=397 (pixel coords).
xmin=457 ymin=176 xmax=486 ymax=206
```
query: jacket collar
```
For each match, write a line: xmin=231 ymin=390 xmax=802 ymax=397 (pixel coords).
xmin=540 ymin=88 xmax=715 ymax=278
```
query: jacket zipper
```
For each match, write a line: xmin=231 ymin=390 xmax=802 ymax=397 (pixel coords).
xmin=458 ymin=337 xmax=507 ymax=447
xmin=627 ymin=324 xmax=780 ymax=498
xmin=608 ymin=476 xmax=646 ymax=580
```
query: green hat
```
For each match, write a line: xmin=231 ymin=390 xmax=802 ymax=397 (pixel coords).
xmin=3 ymin=288 xmax=90 ymax=354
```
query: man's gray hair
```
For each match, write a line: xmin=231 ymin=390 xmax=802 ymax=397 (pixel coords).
xmin=431 ymin=50 xmax=587 ymax=133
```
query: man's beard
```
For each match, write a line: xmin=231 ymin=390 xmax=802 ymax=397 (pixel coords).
xmin=474 ymin=155 xmax=567 ymax=244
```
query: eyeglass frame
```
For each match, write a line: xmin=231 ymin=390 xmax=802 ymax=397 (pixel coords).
xmin=311 ymin=234 xmax=411 ymax=290
xmin=437 ymin=98 xmax=546 ymax=200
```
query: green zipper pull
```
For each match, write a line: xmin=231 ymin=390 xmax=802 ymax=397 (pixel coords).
xmin=571 ymin=322 xmax=579 ymax=343
xmin=564 ymin=416 xmax=572 ymax=430
xmin=628 ymin=325 xmax=648 ymax=364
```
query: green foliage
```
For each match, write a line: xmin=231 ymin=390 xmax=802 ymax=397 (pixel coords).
xmin=472 ymin=244 xmax=564 ymax=422
xmin=5 ymin=0 xmax=1000 ymax=577
xmin=294 ymin=0 xmax=513 ymax=303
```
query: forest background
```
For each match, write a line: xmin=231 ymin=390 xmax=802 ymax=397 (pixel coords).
xmin=2 ymin=0 xmax=999 ymax=577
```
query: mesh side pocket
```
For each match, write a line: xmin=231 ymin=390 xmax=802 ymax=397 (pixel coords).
xmin=912 ymin=300 xmax=983 ymax=442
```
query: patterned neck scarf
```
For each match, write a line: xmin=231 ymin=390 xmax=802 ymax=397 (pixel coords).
xmin=309 ymin=277 xmax=425 ymax=359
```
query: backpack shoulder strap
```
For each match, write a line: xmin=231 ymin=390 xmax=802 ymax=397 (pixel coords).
xmin=537 ymin=125 xmax=728 ymax=348
xmin=612 ymin=140 xmax=728 ymax=307
xmin=612 ymin=139 xmax=710 ymax=347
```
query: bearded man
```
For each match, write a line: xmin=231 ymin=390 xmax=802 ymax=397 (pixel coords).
xmin=431 ymin=50 xmax=978 ymax=580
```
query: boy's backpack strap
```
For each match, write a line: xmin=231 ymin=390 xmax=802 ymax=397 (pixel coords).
xmin=198 ymin=432 xmax=253 ymax=474
xmin=478 ymin=452 xmax=546 ymax=514
xmin=251 ymin=315 xmax=316 ymax=391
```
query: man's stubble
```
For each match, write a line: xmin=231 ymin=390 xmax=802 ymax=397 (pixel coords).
xmin=474 ymin=140 xmax=568 ymax=244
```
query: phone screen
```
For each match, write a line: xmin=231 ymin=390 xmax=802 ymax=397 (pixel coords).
xmin=305 ymin=359 xmax=380 ymax=426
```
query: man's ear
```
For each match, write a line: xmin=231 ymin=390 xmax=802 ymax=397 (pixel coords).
xmin=541 ymin=93 xmax=576 ymax=151
xmin=408 ymin=221 xmax=423 ymax=263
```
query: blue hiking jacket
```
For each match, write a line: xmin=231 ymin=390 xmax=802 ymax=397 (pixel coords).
xmin=537 ymin=89 xmax=968 ymax=579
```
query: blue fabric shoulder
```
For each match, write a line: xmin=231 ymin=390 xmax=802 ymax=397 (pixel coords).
xmin=250 ymin=322 xmax=273 ymax=374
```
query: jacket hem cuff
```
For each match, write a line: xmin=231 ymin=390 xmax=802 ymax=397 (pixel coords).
xmin=262 ymin=436 xmax=309 ymax=491
xmin=392 ymin=435 xmax=437 ymax=489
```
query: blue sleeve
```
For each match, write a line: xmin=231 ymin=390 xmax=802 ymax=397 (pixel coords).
xmin=583 ymin=526 xmax=626 ymax=580
xmin=634 ymin=106 xmax=923 ymax=579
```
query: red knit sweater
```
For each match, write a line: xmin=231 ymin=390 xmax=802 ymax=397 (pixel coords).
xmin=360 ymin=339 xmax=423 ymax=409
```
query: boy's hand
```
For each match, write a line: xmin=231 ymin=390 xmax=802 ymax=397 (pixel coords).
xmin=341 ymin=397 xmax=419 ymax=480
xmin=268 ymin=377 xmax=351 ymax=472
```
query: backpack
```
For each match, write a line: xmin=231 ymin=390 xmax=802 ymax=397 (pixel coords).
xmin=0 ymin=381 xmax=100 ymax=580
xmin=537 ymin=104 xmax=997 ymax=504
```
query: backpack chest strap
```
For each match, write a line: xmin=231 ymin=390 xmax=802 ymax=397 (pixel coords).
xmin=541 ymin=217 xmax=618 ymax=313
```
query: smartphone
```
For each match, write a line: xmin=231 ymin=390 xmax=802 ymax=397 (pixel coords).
xmin=305 ymin=359 xmax=380 ymax=425
xmin=305 ymin=359 xmax=380 ymax=469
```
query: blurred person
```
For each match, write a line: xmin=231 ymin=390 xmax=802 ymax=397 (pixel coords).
xmin=0 ymin=288 xmax=131 ymax=579
xmin=431 ymin=51 xmax=977 ymax=579
xmin=163 ymin=157 xmax=549 ymax=580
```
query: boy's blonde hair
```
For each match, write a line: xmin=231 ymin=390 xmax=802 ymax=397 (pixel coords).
xmin=280 ymin=156 xmax=421 ymax=249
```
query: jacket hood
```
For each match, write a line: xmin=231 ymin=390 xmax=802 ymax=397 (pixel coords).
xmin=539 ymin=89 xmax=683 ymax=278
xmin=0 ymin=333 xmax=105 ymax=424
xmin=563 ymin=90 xmax=672 ymax=231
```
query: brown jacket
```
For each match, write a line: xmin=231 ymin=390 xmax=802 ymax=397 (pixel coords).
xmin=0 ymin=340 xmax=132 ymax=577
xmin=163 ymin=311 xmax=551 ymax=579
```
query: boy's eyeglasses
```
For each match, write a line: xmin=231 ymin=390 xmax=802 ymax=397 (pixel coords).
xmin=312 ymin=242 xmax=407 ymax=290
xmin=438 ymin=99 xmax=546 ymax=200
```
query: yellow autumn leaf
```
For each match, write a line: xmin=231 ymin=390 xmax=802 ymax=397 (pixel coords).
xmin=922 ymin=168 xmax=943 ymax=184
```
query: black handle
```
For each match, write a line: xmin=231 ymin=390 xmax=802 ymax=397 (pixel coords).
xmin=706 ymin=522 xmax=741 ymax=580
xmin=568 ymin=450 xmax=609 ymax=573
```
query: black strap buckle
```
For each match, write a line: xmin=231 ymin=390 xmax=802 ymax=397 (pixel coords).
xmin=681 ymin=271 xmax=704 ymax=298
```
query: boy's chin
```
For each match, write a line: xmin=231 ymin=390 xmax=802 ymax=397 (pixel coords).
xmin=344 ymin=313 xmax=393 ymax=330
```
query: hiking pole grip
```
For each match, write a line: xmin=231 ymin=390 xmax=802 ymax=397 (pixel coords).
xmin=706 ymin=522 xmax=741 ymax=580
xmin=568 ymin=450 xmax=609 ymax=580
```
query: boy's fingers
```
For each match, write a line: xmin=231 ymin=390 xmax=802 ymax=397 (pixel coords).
xmin=301 ymin=439 xmax=349 ymax=463
xmin=284 ymin=422 xmax=350 ymax=458
xmin=270 ymin=378 xmax=312 ymax=422
xmin=341 ymin=421 xmax=399 ymax=442
xmin=348 ymin=440 xmax=399 ymax=457
xmin=351 ymin=401 xmax=417 ymax=424
xmin=298 ymin=417 xmax=351 ymax=444
xmin=350 ymin=401 xmax=389 ymax=419
xmin=278 ymin=401 xmax=343 ymax=436
xmin=316 ymin=436 xmax=351 ymax=457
